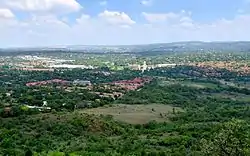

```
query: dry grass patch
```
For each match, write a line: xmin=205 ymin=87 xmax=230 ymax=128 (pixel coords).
xmin=80 ymin=104 xmax=183 ymax=124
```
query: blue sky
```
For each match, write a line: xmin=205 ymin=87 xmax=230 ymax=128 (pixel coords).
xmin=80 ymin=0 xmax=246 ymax=21
xmin=0 ymin=0 xmax=250 ymax=47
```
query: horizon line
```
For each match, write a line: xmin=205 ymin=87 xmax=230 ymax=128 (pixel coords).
xmin=1 ymin=40 xmax=250 ymax=49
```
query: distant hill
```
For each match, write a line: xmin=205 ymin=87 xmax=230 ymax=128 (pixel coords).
xmin=1 ymin=41 xmax=250 ymax=55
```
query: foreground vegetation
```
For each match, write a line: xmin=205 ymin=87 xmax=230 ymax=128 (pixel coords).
xmin=1 ymin=77 xmax=250 ymax=155
xmin=1 ymin=109 xmax=249 ymax=155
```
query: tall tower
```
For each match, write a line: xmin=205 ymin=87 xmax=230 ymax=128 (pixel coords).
xmin=142 ymin=61 xmax=147 ymax=73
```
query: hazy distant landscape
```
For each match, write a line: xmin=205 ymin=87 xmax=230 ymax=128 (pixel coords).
xmin=1 ymin=41 xmax=250 ymax=56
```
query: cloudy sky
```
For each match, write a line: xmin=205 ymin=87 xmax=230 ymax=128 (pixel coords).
xmin=0 ymin=0 xmax=249 ymax=47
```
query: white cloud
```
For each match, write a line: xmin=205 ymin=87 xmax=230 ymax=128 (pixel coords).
xmin=77 ymin=14 xmax=90 ymax=22
xmin=98 ymin=10 xmax=136 ymax=25
xmin=141 ymin=0 xmax=153 ymax=6
xmin=0 ymin=7 xmax=250 ymax=47
xmin=0 ymin=0 xmax=82 ymax=14
xmin=100 ymin=1 xmax=107 ymax=6
xmin=142 ymin=11 xmax=195 ymax=31
xmin=142 ymin=11 xmax=193 ymax=24
xmin=0 ymin=8 xmax=15 ymax=18
xmin=142 ymin=12 xmax=179 ymax=23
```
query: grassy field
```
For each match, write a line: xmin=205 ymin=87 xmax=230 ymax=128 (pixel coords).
xmin=183 ymin=81 xmax=218 ymax=88
xmin=80 ymin=104 xmax=183 ymax=124
xmin=211 ymin=92 xmax=250 ymax=102
xmin=159 ymin=79 xmax=219 ymax=89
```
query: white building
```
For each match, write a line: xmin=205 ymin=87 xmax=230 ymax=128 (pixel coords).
xmin=73 ymin=80 xmax=91 ymax=86
xmin=156 ymin=64 xmax=177 ymax=68
xmin=142 ymin=61 xmax=147 ymax=73
xmin=49 ymin=64 xmax=94 ymax=69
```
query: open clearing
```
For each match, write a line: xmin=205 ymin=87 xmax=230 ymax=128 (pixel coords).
xmin=160 ymin=80 xmax=218 ymax=89
xmin=211 ymin=92 xmax=250 ymax=102
xmin=80 ymin=104 xmax=183 ymax=124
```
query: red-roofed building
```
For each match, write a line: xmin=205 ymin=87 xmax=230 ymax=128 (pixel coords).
xmin=110 ymin=77 xmax=152 ymax=91
xmin=26 ymin=79 xmax=70 ymax=87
